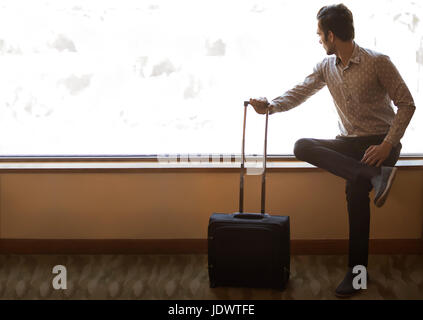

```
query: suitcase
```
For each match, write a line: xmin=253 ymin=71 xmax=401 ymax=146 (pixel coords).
xmin=208 ymin=100 xmax=290 ymax=291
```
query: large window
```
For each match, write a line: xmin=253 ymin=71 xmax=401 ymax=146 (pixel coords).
xmin=0 ymin=0 xmax=421 ymax=156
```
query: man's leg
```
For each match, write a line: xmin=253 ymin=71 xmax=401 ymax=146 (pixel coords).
xmin=346 ymin=140 xmax=402 ymax=268
xmin=333 ymin=177 xmax=373 ymax=298
xmin=293 ymin=137 xmax=380 ymax=182
xmin=294 ymin=137 xmax=399 ymax=208
xmin=346 ymin=178 xmax=373 ymax=269
xmin=336 ymin=140 xmax=402 ymax=297
xmin=293 ymin=136 xmax=402 ymax=297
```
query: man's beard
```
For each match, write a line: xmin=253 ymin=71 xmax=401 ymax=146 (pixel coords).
xmin=323 ymin=37 xmax=335 ymax=55
xmin=326 ymin=46 xmax=335 ymax=55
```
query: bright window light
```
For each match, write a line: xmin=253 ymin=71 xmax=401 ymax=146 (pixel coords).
xmin=0 ymin=0 xmax=421 ymax=156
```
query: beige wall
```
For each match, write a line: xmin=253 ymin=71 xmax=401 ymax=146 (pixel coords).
xmin=0 ymin=168 xmax=422 ymax=240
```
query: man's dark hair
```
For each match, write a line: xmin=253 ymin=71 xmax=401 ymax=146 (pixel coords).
xmin=317 ymin=4 xmax=354 ymax=41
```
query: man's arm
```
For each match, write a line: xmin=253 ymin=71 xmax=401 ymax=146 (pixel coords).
xmin=376 ymin=55 xmax=416 ymax=147
xmin=361 ymin=55 xmax=416 ymax=167
xmin=269 ymin=61 xmax=327 ymax=114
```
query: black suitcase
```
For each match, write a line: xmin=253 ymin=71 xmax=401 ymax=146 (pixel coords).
xmin=208 ymin=101 xmax=290 ymax=291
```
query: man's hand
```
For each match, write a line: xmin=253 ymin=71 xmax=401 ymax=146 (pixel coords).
xmin=361 ymin=141 xmax=393 ymax=167
xmin=249 ymin=97 xmax=270 ymax=114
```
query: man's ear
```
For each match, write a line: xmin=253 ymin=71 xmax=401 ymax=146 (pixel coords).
xmin=328 ymin=30 xmax=335 ymax=42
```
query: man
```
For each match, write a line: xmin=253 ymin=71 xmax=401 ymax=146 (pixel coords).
xmin=250 ymin=4 xmax=416 ymax=298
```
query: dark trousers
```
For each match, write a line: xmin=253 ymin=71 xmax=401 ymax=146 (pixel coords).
xmin=293 ymin=135 xmax=402 ymax=268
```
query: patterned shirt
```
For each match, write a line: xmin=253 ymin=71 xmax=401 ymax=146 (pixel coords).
xmin=269 ymin=42 xmax=416 ymax=146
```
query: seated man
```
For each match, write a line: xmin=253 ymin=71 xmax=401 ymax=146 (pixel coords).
xmin=250 ymin=3 xmax=416 ymax=297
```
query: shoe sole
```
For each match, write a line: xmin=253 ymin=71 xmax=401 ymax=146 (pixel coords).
xmin=375 ymin=167 xmax=397 ymax=208
xmin=335 ymin=292 xmax=359 ymax=299
xmin=335 ymin=289 xmax=363 ymax=298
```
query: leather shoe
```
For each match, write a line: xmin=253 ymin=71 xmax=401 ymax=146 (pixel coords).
xmin=335 ymin=268 xmax=369 ymax=298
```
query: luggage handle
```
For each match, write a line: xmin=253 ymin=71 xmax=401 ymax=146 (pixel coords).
xmin=233 ymin=212 xmax=268 ymax=219
xmin=239 ymin=100 xmax=269 ymax=214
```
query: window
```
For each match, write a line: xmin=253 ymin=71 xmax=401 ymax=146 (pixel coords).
xmin=0 ymin=0 xmax=421 ymax=156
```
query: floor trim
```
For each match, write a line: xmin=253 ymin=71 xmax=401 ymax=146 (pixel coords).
xmin=0 ymin=239 xmax=422 ymax=255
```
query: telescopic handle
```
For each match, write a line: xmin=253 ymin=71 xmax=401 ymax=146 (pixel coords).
xmin=239 ymin=101 xmax=269 ymax=214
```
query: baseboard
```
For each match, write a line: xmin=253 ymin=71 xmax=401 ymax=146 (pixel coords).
xmin=0 ymin=238 xmax=422 ymax=254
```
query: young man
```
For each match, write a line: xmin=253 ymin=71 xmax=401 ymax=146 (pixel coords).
xmin=250 ymin=4 xmax=416 ymax=297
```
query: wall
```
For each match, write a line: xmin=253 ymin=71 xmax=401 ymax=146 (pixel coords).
xmin=1 ymin=167 xmax=422 ymax=240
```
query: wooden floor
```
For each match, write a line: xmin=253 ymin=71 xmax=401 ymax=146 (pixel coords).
xmin=0 ymin=254 xmax=422 ymax=300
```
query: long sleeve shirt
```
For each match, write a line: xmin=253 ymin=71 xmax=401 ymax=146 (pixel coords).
xmin=269 ymin=42 xmax=416 ymax=147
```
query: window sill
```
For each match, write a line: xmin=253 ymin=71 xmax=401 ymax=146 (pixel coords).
xmin=0 ymin=158 xmax=422 ymax=173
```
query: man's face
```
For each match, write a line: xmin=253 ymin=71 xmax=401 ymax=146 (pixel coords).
xmin=317 ymin=22 xmax=335 ymax=55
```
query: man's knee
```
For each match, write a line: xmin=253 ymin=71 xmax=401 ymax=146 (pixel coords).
xmin=293 ymin=138 xmax=313 ymax=160
xmin=345 ymin=180 xmax=372 ymax=202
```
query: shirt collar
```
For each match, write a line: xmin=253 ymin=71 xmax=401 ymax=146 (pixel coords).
xmin=335 ymin=42 xmax=361 ymax=66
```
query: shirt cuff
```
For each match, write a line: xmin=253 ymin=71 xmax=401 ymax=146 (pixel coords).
xmin=268 ymin=102 xmax=278 ymax=115
xmin=383 ymin=136 xmax=398 ymax=147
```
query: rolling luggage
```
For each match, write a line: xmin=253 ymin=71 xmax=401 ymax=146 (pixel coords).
xmin=208 ymin=101 xmax=290 ymax=290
